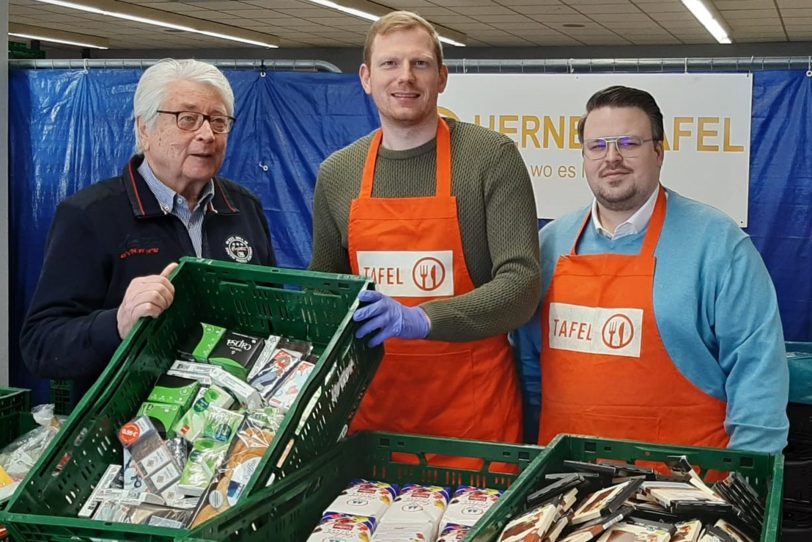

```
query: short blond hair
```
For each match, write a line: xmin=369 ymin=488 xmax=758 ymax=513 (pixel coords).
xmin=363 ymin=11 xmax=444 ymax=68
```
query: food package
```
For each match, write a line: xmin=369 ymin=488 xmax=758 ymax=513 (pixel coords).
xmin=305 ymin=513 xmax=375 ymax=542
xmin=248 ymin=347 xmax=302 ymax=398
xmin=245 ymin=335 xmax=282 ymax=381
xmin=177 ymin=438 xmax=230 ymax=497
xmin=78 ymin=464 xmax=124 ymax=517
xmin=137 ymin=401 xmax=183 ymax=438
xmin=377 ymin=484 xmax=449 ymax=538
xmin=173 ymin=385 xmax=234 ymax=443
xmin=498 ymin=502 xmax=558 ymax=542
xmin=191 ymin=407 xmax=285 ymax=527
xmin=440 ymin=486 xmax=501 ymax=529
xmin=146 ymin=374 xmax=200 ymax=411
xmin=207 ymin=329 xmax=271 ymax=380
xmin=267 ymin=360 xmax=316 ymax=409
xmin=323 ymin=479 xmax=398 ymax=524
xmin=177 ymin=322 xmax=227 ymax=362
xmin=0 ymin=404 xmax=64 ymax=499
xmin=118 ymin=416 xmax=182 ymax=498
xmin=92 ymin=499 xmax=192 ymax=528
xmin=437 ymin=523 xmax=471 ymax=541
xmin=374 ymin=521 xmax=435 ymax=540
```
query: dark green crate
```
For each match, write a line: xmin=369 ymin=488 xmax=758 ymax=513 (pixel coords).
xmin=0 ymin=412 xmax=37 ymax=451
xmin=190 ymin=431 xmax=544 ymax=542
xmin=0 ymin=388 xmax=36 ymax=513
xmin=786 ymin=342 xmax=812 ymax=406
xmin=0 ymin=389 xmax=29 ymax=422
xmin=1 ymin=257 xmax=382 ymax=542
xmin=49 ymin=381 xmax=72 ymax=417
xmin=465 ymin=434 xmax=784 ymax=542
xmin=0 ymin=387 xmax=34 ymax=502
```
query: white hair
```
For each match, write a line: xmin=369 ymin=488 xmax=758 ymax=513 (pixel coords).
xmin=133 ymin=59 xmax=235 ymax=153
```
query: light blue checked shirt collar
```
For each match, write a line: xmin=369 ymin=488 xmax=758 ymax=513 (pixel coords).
xmin=137 ymin=159 xmax=215 ymax=257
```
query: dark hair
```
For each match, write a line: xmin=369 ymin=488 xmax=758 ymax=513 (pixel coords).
xmin=576 ymin=85 xmax=664 ymax=143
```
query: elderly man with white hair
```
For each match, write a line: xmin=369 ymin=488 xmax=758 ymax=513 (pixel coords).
xmin=21 ymin=59 xmax=275 ymax=396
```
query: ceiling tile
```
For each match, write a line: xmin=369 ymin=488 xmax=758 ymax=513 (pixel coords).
xmin=7 ymin=0 xmax=809 ymax=52
xmin=714 ymin=0 xmax=775 ymax=8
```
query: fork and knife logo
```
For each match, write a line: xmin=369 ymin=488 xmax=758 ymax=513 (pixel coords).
xmin=412 ymin=257 xmax=446 ymax=292
xmin=601 ymin=314 xmax=634 ymax=349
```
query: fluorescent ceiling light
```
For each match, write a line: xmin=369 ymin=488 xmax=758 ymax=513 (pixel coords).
xmin=305 ymin=0 xmax=467 ymax=47
xmin=9 ymin=22 xmax=109 ymax=49
xmin=308 ymin=0 xmax=378 ymax=22
xmin=681 ymin=0 xmax=732 ymax=44
xmin=35 ymin=0 xmax=279 ymax=48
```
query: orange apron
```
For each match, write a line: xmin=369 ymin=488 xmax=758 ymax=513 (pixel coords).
xmin=348 ymin=119 xmax=522 ymax=447
xmin=539 ymin=189 xmax=729 ymax=449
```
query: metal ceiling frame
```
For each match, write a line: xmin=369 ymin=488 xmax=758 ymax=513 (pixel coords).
xmin=8 ymin=58 xmax=342 ymax=72
xmin=10 ymin=56 xmax=812 ymax=76
xmin=445 ymin=56 xmax=812 ymax=75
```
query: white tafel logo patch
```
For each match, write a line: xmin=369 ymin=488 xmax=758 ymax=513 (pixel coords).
xmin=356 ymin=250 xmax=453 ymax=297
xmin=548 ymin=302 xmax=643 ymax=358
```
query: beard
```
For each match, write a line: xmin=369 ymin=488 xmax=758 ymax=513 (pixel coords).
xmin=593 ymin=182 xmax=644 ymax=212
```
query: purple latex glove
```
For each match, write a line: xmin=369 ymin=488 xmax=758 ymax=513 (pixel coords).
xmin=353 ymin=289 xmax=431 ymax=347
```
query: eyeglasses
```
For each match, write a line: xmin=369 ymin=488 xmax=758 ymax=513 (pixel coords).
xmin=582 ymin=135 xmax=657 ymax=160
xmin=157 ymin=110 xmax=235 ymax=134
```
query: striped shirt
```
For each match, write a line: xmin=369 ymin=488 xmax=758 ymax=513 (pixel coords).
xmin=138 ymin=160 xmax=214 ymax=256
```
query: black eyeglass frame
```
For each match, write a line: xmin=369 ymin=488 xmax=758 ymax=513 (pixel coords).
xmin=156 ymin=110 xmax=236 ymax=134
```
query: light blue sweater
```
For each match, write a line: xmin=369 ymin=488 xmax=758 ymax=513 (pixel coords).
xmin=512 ymin=189 xmax=789 ymax=453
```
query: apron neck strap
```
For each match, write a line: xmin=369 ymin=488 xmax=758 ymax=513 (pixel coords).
xmin=359 ymin=117 xmax=452 ymax=198
xmin=570 ymin=186 xmax=667 ymax=256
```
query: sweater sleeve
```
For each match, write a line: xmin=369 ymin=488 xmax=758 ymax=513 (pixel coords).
xmin=510 ymin=305 xmax=543 ymax=442
xmin=422 ymin=139 xmax=541 ymax=341
xmin=716 ymin=237 xmax=789 ymax=453
xmin=20 ymin=202 xmax=123 ymax=380
xmin=309 ymin=160 xmax=352 ymax=275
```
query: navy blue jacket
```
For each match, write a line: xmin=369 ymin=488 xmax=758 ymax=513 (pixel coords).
xmin=20 ymin=155 xmax=275 ymax=393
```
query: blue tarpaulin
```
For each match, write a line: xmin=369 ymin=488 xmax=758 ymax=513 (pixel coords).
xmin=8 ymin=68 xmax=812 ymax=399
xmin=9 ymin=69 xmax=378 ymax=398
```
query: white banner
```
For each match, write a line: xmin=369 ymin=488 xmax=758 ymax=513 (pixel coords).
xmin=438 ymin=73 xmax=752 ymax=225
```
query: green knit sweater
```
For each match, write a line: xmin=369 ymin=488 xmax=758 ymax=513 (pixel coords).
xmin=310 ymin=119 xmax=540 ymax=342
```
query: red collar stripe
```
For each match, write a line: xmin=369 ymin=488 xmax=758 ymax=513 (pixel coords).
xmin=215 ymin=179 xmax=238 ymax=213
xmin=128 ymin=160 xmax=147 ymax=216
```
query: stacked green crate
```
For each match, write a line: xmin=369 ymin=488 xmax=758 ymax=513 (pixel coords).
xmin=783 ymin=343 xmax=812 ymax=540
xmin=786 ymin=342 xmax=812 ymax=406
xmin=466 ymin=434 xmax=783 ymax=542
xmin=0 ymin=388 xmax=31 ymax=450
xmin=0 ymin=386 xmax=34 ymax=537
xmin=48 ymin=381 xmax=72 ymax=417
xmin=191 ymin=431 xmax=545 ymax=542
xmin=0 ymin=257 xmax=383 ymax=542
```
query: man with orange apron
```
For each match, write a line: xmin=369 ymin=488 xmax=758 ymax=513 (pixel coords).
xmin=512 ymin=85 xmax=789 ymax=453
xmin=309 ymin=11 xmax=539 ymax=445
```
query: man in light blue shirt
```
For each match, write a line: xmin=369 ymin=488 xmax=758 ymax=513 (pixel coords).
xmin=513 ymin=85 xmax=789 ymax=454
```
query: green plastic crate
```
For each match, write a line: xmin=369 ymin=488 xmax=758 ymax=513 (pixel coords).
xmin=1 ymin=257 xmax=382 ymax=542
xmin=49 ymin=380 xmax=72 ymax=416
xmin=0 ymin=389 xmax=29 ymax=424
xmin=786 ymin=342 xmax=812 ymax=406
xmin=465 ymin=434 xmax=784 ymax=542
xmin=190 ymin=431 xmax=544 ymax=542
xmin=0 ymin=388 xmax=34 ymax=513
